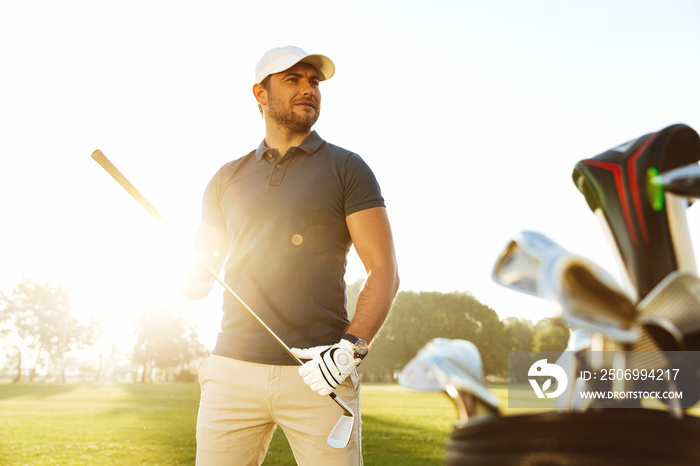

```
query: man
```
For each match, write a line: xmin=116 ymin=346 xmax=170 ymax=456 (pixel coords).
xmin=181 ymin=46 xmax=399 ymax=465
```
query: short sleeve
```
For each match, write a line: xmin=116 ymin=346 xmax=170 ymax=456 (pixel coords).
xmin=201 ymin=169 xmax=226 ymax=229
xmin=343 ymin=153 xmax=385 ymax=217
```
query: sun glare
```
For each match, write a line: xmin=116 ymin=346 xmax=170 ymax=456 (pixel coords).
xmin=52 ymin=217 xmax=198 ymax=347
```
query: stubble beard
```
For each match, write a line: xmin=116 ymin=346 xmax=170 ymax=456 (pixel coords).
xmin=267 ymin=93 xmax=320 ymax=135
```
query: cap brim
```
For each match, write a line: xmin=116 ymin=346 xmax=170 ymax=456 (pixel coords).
xmin=258 ymin=53 xmax=335 ymax=83
xmin=296 ymin=54 xmax=335 ymax=81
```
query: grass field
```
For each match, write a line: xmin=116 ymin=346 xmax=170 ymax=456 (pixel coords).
xmin=3 ymin=382 xmax=696 ymax=465
xmin=0 ymin=383 xmax=462 ymax=465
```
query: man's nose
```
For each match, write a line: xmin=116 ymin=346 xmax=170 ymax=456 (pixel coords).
xmin=301 ymin=80 xmax=315 ymax=96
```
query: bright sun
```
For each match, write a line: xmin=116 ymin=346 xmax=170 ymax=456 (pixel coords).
xmin=54 ymin=216 xmax=212 ymax=350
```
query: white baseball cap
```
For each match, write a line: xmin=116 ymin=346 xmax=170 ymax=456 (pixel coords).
xmin=255 ymin=46 xmax=335 ymax=84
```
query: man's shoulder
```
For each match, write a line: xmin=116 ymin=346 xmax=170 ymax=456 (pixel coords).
xmin=318 ymin=141 xmax=374 ymax=173
xmin=303 ymin=131 xmax=354 ymax=159
xmin=218 ymin=149 xmax=257 ymax=173
xmin=323 ymin=140 xmax=354 ymax=156
xmin=315 ymin=138 xmax=367 ymax=167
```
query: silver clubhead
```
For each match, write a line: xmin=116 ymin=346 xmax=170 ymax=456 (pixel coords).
xmin=637 ymin=270 xmax=700 ymax=350
xmin=326 ymin=393 xmax=354 ymax=448
xmin=492 ymin=231 xmax=569 ymax=297
xmin=540 ymin=254 xmax=639 ymax=343
xmin=399 ymin=338 xmax=500 ymax=416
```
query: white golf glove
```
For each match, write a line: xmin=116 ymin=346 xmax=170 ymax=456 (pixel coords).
xmin=291 ymin=339 xmax=361 ymax=396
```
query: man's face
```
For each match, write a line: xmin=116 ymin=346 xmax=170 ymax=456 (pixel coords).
xmin=265 ymin=63 xmax=322 ymax=133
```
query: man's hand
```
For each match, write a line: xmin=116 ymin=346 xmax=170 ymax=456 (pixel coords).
xmin=291 ymin=340 xmax=361 ymax=396
xmin=177 ymin=251 xmax=215 ymax=300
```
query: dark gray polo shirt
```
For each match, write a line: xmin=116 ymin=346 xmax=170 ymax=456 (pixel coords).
xmin=202 ymin=131 xmax=385 ymax=365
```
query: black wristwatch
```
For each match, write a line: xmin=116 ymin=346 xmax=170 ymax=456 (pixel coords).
xmin=342 ymin=333 xmax=369 ymax=359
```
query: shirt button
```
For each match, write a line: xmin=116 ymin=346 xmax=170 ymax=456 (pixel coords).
xmin=276 ymin=164 xmax=282 ymax=169
xmin=268 ymin=153 xmax=273 ymax=158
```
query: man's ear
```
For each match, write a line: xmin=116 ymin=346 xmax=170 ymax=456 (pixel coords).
xmin=253 ymin=83 xmax=267 ymax=106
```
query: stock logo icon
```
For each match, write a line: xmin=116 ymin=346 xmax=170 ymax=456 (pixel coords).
xmin=528 ymin=359 xmax=568 ymax=399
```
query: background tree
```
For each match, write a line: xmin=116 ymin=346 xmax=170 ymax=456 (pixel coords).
xmin=533 ymin=317 xmax=570 ymax=353
xmin=345 ymin=283 xmax=574 ymax=384
xmin=503 ymin=317 xmax=538 ymax=383
xmin=0 ymin=277 xmax=97 ymax=381
xmin=355 ymin=290 xmax=508 ymax=382
xmin=132 ymin=307 xmax=208 ymax=382
xmin=503 ymin=317 xmax=535 ymax=351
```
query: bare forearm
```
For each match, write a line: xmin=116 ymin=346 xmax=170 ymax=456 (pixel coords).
xmin=346 ymin=265 xmax=399 ymax=343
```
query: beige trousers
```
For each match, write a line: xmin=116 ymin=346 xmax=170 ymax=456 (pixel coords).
xmin=196 ymin=354 xmax=362 ymax=466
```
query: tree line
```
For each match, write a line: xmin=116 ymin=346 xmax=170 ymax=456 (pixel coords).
xmin=0 ymin=277 xmax=569 ymax=383
xmin=346 ymin=281 xmax=570 ymax=382
xmin=0 ymin=277 xmax=207 ymax=383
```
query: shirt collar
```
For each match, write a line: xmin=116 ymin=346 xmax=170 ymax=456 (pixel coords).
xmin=254 ymin=130 xmax=325 ymax=161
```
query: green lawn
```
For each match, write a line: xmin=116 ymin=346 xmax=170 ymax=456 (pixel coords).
xmin=0 ymin=383 xmax=460 ymax=465
xmin=0 ymin=383 xmax=200 ymax=465
xmin=2 ymin=382 xmax=696 ymax=465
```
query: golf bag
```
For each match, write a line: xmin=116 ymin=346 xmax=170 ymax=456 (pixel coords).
xmin=445 ymin=409 xmax=700 ymax=465
xmin=572 ymin=123 xmax=700 ymax=300
xmin=405 ymin=124 xmax=700 ymax=465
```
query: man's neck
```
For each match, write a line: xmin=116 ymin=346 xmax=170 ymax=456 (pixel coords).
xmin=264 ymin=123 xmax=312 ymax=157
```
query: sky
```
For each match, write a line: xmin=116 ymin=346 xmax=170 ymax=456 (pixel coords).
xmin=2 ymin=0 xmax=700 ymax=349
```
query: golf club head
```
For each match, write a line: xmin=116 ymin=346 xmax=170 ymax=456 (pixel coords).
xmin=327 ymin=394 xmax=354 ymax=448
xmin=637 ymin=270 xmax=700 ymax=351
xmin=444 ymin=384 xmax=498 ymax=421
xmin=492 ymin=231 xmax=569 ymax=297
xmin=540 ymin=254 xmax=639 ymax=343
xmin=572 ymin=123 xmax=700 ymax=300
xmin=399 ymin=338 xmax=500 ymax=415
xmin=633 ymin=271 xmax=700 ymax=410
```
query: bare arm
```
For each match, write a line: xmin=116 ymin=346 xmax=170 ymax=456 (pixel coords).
xmin=345 ymin=206 xmax=400 ymax=343
xmin=179 ymin=222 xmax=228 ymax=300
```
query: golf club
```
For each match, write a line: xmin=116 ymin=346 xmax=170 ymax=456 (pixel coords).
xmin=571 ymin=123 xmax=700 ymax=301
xmin=636 ymin=271 xmax=700 ymax=350
xmin=399 ymin=338 xmax=500 ymax=421
xmin=636 ymin=270 xmax=700 ymax=410
xmin=492 ymin=231 xmax=568 ymax=297
xmin=494 ymin=232 xmax=636 ymax=395
xmin=91 ymin=149 xmax=354 ymax=448
xmin=539 ymin=254 xmax=639 ymax=344
xmin=664 ymin=191 xmax=698 ymax=274
xmin=540 ymin=253 xmax=641 ymax=400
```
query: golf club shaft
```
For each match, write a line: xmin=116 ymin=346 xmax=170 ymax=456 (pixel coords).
xmin=90 ymin=150 xmax=350 ymax=414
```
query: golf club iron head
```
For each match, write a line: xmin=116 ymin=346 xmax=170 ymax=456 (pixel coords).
xmin=327 ymin=393 xmax=354 ymax=448
xmin=540 ymin=254 xmax=639 ymax=343
xmin=492 ymin=231 xmax=569 ymax=297
xmin=637 ymin=270 xmax=700 ymax=351
xmin=399 ymin=338 xmax=500 ymax=418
